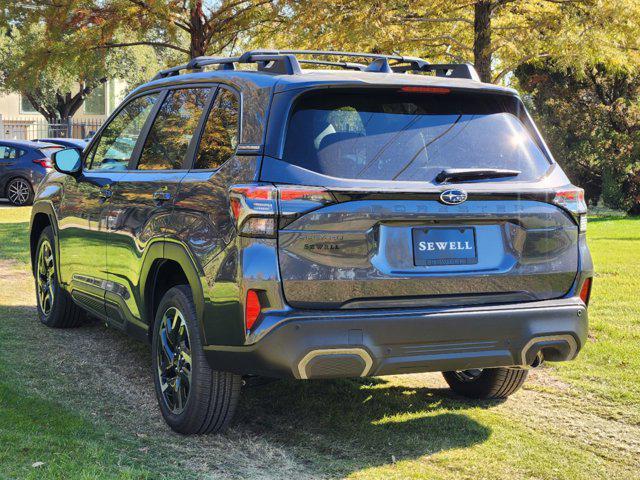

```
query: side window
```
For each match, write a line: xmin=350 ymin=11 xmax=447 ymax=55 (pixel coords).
xmin=0 ymin=146 xmax=22 ymax=159
xmin=88 ymin=93 xmax=159 ymax=171
xmin=193 ymin=88 xmax=239 ymax=170
xmin=137 ymin=88 xmax=210 ymax=170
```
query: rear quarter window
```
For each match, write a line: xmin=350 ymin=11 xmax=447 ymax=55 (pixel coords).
xmin=282 ymin=89 xmax=551 ymax=183
xmin=193 ymin=88 xmax=239 ymax=170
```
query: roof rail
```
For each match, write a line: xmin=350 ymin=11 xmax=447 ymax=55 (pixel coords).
xmin=297 ymin=59 xmax=367 ymax=71
xmin=152 ymin=49 xmax=480 ymax=81
xmin=278 ymin=51 xmax=480 ymax=80
xmin=275 ymin=49 xmax=427 ymax=64
xmin=393 ymin=62 xmax=480 ymax=81
xmin=152 ymin=51 xmax=302 ymax=80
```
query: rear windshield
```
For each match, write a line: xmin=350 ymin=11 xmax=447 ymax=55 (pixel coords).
xmin=282 ymin=90 xmax=551 ymax=182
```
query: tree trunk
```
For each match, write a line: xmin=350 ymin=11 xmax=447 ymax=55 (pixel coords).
xmin=474 ymin=0 xmax=493 ymax=83
xmin=190 ymin=0 xmax=207 ymax=58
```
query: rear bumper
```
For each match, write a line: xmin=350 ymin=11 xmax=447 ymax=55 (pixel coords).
xmin=203 ymin=297 xmax=588 ymax=379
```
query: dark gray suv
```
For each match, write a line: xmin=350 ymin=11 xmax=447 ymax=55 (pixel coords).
xmin=29 ymin=50 xmax=593 ymax=434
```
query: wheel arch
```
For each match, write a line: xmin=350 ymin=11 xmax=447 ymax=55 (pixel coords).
xmin=29 ymin=204 xmax=57 ymax=277
xmin=140 ymin=241 xmax=206 ymax=343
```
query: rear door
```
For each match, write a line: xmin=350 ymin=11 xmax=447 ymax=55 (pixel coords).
xmin=105 ymin=86 xmax=213 ymax=327
xmin=172 ymin=85 xmax=243 ymax=261
xmin=265 ymin=88 xmax=580 ymax=309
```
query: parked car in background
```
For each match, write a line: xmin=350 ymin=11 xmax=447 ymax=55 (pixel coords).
xmin=30 ymin=50 xmax=593 ymax=434
xmin=1 ymin=140 xmax=62 ymax=206
xmin=35 ymin=138 xmax=88 ymax=150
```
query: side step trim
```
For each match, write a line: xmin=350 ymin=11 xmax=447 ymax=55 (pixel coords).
xmin=297 ymin=348 xmax=373 ymax=379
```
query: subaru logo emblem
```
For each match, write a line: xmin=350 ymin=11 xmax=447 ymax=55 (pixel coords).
xmin=440 ymin=189 xmax=467 ymax=205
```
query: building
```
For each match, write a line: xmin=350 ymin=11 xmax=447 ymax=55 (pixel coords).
xmin=0 ymin=80 xmax=127 ymax=140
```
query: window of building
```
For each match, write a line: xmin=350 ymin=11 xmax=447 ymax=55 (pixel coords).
xmin=85 ymin=84 xmax=107 ymax=116
xmin=20 ymin=96 xmax=38 ymax=114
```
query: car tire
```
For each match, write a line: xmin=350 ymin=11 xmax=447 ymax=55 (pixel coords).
xmin=7 ymin=177 xmax=34 ymax=206
xmin=35 ymin=226 xmax=86 ymax=328
xmin=152 ymin=285 xmax=241 ymax=434
xmin=442 ymin=367 xmax=528 ymax=399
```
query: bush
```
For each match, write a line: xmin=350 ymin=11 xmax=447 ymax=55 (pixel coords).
xmin=516 ymin=64 xmax=640 ymax=213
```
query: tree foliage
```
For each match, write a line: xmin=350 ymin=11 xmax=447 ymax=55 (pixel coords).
xmin=0 ymin=0 xmax=281 ymax=123
xmin=269 ymin=0 xmax=640 ymax=83
xmin=517 ymin=64 xmax=640 ymax=212
xmin=0 ymin=3 xmax=163 ymax=122
xmin=4 ymin=0 xmax=283 ymax=60
xmin=0 ymin=25 xmax=106 ymax=122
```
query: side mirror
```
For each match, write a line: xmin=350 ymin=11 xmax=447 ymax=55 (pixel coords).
xmin=52 ymin=148 xmax=82 ymax=176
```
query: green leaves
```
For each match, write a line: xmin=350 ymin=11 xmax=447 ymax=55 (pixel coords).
xmin=0 ymin=0 xmax=167 ymax=121
xmin=517 ymin=63 xmax=640 ymax=212
xmin=268 ymin=0 xmax=640 ymax=84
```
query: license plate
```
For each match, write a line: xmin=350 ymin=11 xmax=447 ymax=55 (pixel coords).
xmin=412 ymin=227 xmax=477 ymax=266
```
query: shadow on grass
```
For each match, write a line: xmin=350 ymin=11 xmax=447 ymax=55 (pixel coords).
xmin=2 ymin=299 xmax=493 ymax=478
xmin=588 ymin=215 xmax=639 ymax=223
xmin=238 ymin=377 xmax=494 ymax=475
xmin=589 ymin=236 xmax=640 ymax=241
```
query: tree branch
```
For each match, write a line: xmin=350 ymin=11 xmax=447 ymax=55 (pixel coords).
xmin=24 ymin=91 xmax=56 ymax=120
xmin=492 ymin=53 xmax=550 ymax=83
xmin=94 ymin=41 xmax=189 ymax=54
xmin=205 ymin=0 xmax=257 ymax=24
xmin=203 ymin=0 xmax=274 ymax=48
xmin=395 ymin=16 xmax=474 ymax=26
xmin=418 ymin=34 xmax=473 ymax=52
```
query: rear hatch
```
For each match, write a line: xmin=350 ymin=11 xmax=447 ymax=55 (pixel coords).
xmin=262 ymin=87 xmax=582 ymax=309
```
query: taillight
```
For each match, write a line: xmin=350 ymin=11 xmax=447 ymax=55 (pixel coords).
xmin=277 ymin=185 xmax=335 ymax=225
xmin=245 ymin=289 xmax=262 ymax=330
xmin=229 ymin=184 xmax=278 ymax=237
xmin=279 ymin=187 xmax=330 ymax=202
xmin=229 ymin=183 xmax=335 ymax=237
xmin=579 ymin=277 xmax=592 ymax=305
xmin=33 ymin=158 xmax=52 ymax=169
xmin=553 ymin=188 xmax=587 ymax=233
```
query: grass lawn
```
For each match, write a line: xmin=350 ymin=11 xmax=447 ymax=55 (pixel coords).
xmin=0 ymin=205 xmax=638 ymax=479
xmin=553 ymin=216 xmax=640 ymax=409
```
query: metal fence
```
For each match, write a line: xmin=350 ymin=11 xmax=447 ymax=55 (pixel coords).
xmin=0 ymin=116 xmax=103 ymax=141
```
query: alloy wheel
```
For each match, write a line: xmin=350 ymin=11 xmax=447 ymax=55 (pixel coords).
xmin=157 ymin=307 xmax=193 ymax=414
xmin=36 ymin=239 xmax=55 ymax=316
xmin=8 ymin=179 xmax=31 ymax=205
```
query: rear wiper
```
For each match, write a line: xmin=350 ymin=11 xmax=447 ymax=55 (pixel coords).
xmin=435 ymin=168 xmax=521 ymax=183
